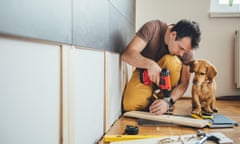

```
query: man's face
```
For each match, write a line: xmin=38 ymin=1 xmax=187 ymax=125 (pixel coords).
xmin=168 ymin=32 xmax=192 ymax=57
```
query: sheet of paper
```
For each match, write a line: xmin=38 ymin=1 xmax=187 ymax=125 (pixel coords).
xmin=110 ymin=132 xmax=233 ymax=144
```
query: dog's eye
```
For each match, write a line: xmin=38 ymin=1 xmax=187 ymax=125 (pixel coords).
xmin=200 ymin=72 xmax=205 ymax=75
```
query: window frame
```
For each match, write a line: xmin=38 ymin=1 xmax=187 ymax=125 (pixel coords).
xmin=209 ymin=0 xmax=240 ymax=18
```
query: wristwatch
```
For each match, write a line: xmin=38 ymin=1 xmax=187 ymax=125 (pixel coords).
xmin=164 ymin=97 xmax=175 ymax=107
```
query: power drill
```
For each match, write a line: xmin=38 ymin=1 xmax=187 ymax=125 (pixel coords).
xmin=139 ymin=68 xmax=171 ymax=97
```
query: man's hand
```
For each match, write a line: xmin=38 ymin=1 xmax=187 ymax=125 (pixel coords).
xmin=147 ymin=62 xmax=162 ymax=85
xmin=149 ymin=99 xmax=169 ymax=115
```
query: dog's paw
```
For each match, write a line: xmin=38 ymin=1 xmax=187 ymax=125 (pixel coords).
xmin=212 ymin=108 xmax=218 ymax=113
xmin=191 ymin=109 xmax=201 ymax=115
xmin=201 ymin=111 xmax=213 ymax=116
xmin=203 ymin=108 xmax=213 ymax=114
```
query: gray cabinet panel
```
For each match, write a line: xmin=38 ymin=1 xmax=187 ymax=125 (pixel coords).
xmin=109 ymin=0 xmax=135 ymax=26
xmin=110 ymin=5 xmax=135 ymax=53
xmin=0 ymin=0 xmax=71 ymax=43
xmin=0 ymin=0 xmax=135 ymax=52
xmin=73 ymin=0 xmax=110 ymax=50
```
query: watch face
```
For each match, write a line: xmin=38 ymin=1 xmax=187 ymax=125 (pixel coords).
xmin=164 ymin=97 xmax=174 ymax=107
xmin=164 ymin=97 xmax=171 ymax=105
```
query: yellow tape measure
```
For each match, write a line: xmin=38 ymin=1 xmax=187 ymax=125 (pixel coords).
xmin=191 ymin=113 xmax=214 ymax=120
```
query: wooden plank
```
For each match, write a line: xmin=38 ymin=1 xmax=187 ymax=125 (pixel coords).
xmin=123 ymin=111 xmax=210 ymax=128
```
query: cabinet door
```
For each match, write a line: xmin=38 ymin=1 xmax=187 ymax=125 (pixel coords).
xmin=0 ymin=38 xmax=60 ymax=144
xmin=105 ymin=52 xmax=122 ymax=131
xmin=72 ymin=48 xmax=104 ymax=144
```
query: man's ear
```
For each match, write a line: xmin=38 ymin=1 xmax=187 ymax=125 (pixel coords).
xmin=170 ymin=31 xmax=177 ymax=40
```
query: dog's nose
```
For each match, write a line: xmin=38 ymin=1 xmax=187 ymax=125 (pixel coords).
xmin=193 ymin=79 xmax=198 ymax=85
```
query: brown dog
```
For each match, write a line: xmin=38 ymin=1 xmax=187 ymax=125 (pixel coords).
xmin=191 ymin=60 xmax=218 ymax=115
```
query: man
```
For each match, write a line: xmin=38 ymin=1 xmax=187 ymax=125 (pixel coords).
xmin=121 ymin=19 xmax=201 ymax=115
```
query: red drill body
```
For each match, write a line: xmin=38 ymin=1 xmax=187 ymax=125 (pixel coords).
xmin=139 ymin=68 xmax=171 ymax=96
xmin=159 ymin=69 xmax=171 ymax=91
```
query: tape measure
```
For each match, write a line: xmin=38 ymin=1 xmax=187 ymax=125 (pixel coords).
xmin=191 ymin=113 xmax=214 ymax=120
xmin=124 ymin=125 xmax=139 ymax=135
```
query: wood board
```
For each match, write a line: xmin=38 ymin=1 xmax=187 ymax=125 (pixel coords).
xmin=123 ymin=111 xmax=210 ymax=128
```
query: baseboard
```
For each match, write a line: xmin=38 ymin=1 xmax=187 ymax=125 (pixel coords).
xmin=181 ymin=96 xmax=191 ymax=99
xmin=216 ymin=95 xmax=240 ymax=100
xmin=182 ymin=95 xmax=240 ymax=100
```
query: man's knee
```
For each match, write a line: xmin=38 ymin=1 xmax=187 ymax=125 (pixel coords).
xmin=158 ymin=55 xmax=182 ymax=86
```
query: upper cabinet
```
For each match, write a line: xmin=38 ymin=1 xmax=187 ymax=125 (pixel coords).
xmin=0 ymin=0 xmax=72 ymax=44
xmin=0 ymin=0 xmax=135 ymax=53
xmin=72 ymin=0 xmax=110 ymax=50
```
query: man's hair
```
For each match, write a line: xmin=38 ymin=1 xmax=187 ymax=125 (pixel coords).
xmin=171 ymin=19 xmax=201 ymax=49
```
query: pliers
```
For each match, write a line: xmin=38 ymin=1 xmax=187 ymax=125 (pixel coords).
xmin=195 ymin=130 xmax=220 ymax=144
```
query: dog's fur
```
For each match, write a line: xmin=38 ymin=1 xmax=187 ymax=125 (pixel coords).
xmin=191 ymin=60 xmax=218 ymax=114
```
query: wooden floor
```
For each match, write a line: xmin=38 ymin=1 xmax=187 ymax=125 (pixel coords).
xmin=98 ymin=98 xmax=240 ymax=144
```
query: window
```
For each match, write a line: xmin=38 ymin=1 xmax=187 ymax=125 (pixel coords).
xmin=210 ymin=0 xmax=240 ymax=17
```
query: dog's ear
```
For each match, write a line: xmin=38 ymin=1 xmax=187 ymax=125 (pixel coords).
xmin=190 ymin=60 xmax=199 ymax=73
xmin=189 ymin=60 xmax=195 ymax=73
xmin=207 ymin=64 xmax=217 ymax=80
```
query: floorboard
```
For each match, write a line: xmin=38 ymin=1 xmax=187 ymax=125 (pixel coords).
xmin=98 ymin=98 xmax=240 ymax=144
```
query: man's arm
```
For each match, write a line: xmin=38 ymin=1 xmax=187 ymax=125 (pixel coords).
xmin=121 ymin=36 xmax=162 ymax=84
xmin=121 ymin=36 xmax=153 ymax=68
xmin=170 ymin=64 xmax=191 ymax=102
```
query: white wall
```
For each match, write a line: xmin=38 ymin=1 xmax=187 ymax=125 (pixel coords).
xmin=136 ymin=0 xmax=240 ymax=96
